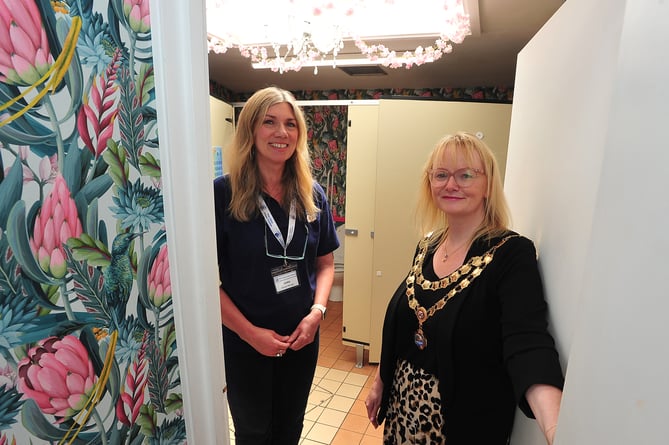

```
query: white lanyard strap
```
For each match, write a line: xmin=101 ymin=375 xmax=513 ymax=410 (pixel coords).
xmin=258 ymin=196 xmax=296 ymax=257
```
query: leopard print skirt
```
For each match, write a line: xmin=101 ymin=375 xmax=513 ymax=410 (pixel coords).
xmin=383 ymin=359 xmax=445 ymax=445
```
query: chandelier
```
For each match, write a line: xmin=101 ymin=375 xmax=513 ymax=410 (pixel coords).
xmin=206 ymin=0 xmax=471 ymax=74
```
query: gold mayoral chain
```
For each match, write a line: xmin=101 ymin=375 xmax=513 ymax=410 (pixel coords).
xmin=405 ymin=235 xmax=517 ymax=350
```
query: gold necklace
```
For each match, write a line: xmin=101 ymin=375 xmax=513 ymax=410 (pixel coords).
xmin=441 ymin=237 xmax=470 ymax=262
xmin=406 ymin=234 xmax=516 ymax=350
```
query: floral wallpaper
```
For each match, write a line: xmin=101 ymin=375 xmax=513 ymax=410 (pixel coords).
xmin=304 ymin=106 xmax=347 ymax=223
xmin=0 ymin=1 xmax=185 ymax=444
xmin=210 ymin=82 xmax=514 ymax=104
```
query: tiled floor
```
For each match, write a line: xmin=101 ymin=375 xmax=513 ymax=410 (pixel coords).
xmin=227 ymin=300 xmax=383 ymax=444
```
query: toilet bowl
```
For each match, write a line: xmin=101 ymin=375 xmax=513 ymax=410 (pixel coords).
xmin=329 ymin=263 xmax=344 ymax=301
xmin=330 ymin=224 xmax=346 ymax=301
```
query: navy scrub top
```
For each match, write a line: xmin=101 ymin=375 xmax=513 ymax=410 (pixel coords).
xmin=214 ymin=175 xmax=340 ymax=352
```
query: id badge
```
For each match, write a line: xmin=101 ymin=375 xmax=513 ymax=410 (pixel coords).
xmin=271 ymin=263 xmax=300 ymax=293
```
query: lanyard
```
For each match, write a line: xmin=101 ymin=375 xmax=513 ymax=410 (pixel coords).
xmin=258 ymin=196 xmax=296 ymax=260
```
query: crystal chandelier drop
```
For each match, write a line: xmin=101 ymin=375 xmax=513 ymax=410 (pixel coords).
xmin=206 ymin=0 xmax=471 ymax=74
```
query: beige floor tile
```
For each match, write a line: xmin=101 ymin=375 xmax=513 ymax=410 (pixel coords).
xmin=305 ymin=422 xmax=339 ymax=444
xmin=315 ymin=378 xmax=341 ymax=394
xmin=336 ymin=382 xmax=362 ymax=399
xmin=301 ymin=419 xmax=315 ymax=436
xmin=308 ymin=389 xmax=333 ymax=407
xmin=304 ymin=404 xmax=324 ymax=422
xmin=327 ymin=394 xmax=356 ymax=412
xmin=344 ymin=372 xmax=369 ymax=387
xmin=314 ymin=365 xmax=328 ymax=378
xmin=317 ymin=407 xmax=347 ymax=428
xmin=323 ymin=368 xmax=349 ymax=382
xmin=310 ymin=377 xmax=323 ymax=390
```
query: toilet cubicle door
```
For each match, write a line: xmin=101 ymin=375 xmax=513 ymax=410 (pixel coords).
xmin=209 ymin=96 xmax=234 ymax=176
xmin=341 ymin=104 xmax=379 ymax=347
xmin=368 ymin=100 xmax=512 ymax=362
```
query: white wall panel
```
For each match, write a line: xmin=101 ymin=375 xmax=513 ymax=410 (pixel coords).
xmin=506 ymin=0 xmax=669 ymax=443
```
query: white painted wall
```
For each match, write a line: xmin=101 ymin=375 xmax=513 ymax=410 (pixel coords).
xmin=506 ymin=0 xmax=669 ymax=443
xmin=151 ymin=1 xmax=229 ymax=443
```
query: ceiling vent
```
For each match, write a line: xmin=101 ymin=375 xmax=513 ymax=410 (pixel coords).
xmin=337 ymin=65 xmax=388 ymax=76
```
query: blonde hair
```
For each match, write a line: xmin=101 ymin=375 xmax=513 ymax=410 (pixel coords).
xmin=226 ymin=86 xmax=318 ymax=221
xmin=415 ymin=131 xmax=511 ymax=245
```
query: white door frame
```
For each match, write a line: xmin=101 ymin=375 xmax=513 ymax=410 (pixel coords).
xmin=150 ymin=1 xmax=229 ymax=443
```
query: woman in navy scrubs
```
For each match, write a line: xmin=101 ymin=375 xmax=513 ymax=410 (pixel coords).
xmin=214 ymin=87 xmax=339 ymax=445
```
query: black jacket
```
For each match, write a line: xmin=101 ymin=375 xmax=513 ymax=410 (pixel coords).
xmin=377 ymin=232 xmax=564 ymax=444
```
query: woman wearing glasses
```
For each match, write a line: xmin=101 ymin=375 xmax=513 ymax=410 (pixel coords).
xmin=213 ymin=86 xmax=339 ymax=445
xmin=365 ymin=132 xmax=564 ymax=444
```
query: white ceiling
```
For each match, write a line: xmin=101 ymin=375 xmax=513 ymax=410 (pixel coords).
xmin=207 ymin=0 xmax=565 ymax=94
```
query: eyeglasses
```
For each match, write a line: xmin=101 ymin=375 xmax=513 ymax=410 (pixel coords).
xmin=264 ymin=223 xmax=309 ymax=261
xmin=428 ymin=168 xmax=485 ymax=188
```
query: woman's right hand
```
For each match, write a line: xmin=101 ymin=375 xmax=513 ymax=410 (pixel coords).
xmin=365 ymin=370 xmax=384 ymax=428
xmin=245 ymin=326 xmax=292 ymax=357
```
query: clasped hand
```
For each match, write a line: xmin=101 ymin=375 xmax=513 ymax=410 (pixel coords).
xmin=249 ymin=310 xmax=321 ymax=357
xmin=287 ymin=309 xmax=321 ymax=351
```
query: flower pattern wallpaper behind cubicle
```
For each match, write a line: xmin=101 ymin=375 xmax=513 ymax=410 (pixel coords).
xmin=0 ymin=1 xmax=186 ymax=443
xmin=305 ymin=105 xmax=347 ymax=223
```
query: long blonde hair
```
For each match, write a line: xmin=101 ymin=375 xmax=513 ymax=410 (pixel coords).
xmin=226 ymin=86 xmax=318 ymax=221
xmin=415 ymin=132 xmax=511 ymax=245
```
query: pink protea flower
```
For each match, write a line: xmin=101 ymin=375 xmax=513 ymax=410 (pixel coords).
xmin=0 ymin=432 xmax=17 ymax=445
xmin=17 ymin=335 xmax=98 ymax=421
xmin=0 ymin=0 xmax=54 ymax=86
xmin=29 ymin=174 xmax=83 ymax=278
xmin=148 ymin=244 xmax=171 ymax=307
xmin=123 ymin=0 xmax=150 ymax=34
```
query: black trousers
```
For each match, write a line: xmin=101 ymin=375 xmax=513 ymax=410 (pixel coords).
xmin=224 ymin=334 xmax=319 ymax=445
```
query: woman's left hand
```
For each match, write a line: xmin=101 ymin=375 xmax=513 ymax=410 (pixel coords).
xmin=287 ymin=310 xmax=320 ymax=351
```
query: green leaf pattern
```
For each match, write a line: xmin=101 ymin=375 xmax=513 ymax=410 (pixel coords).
xmin=0 ymin=1 xmax=186 ymax=443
